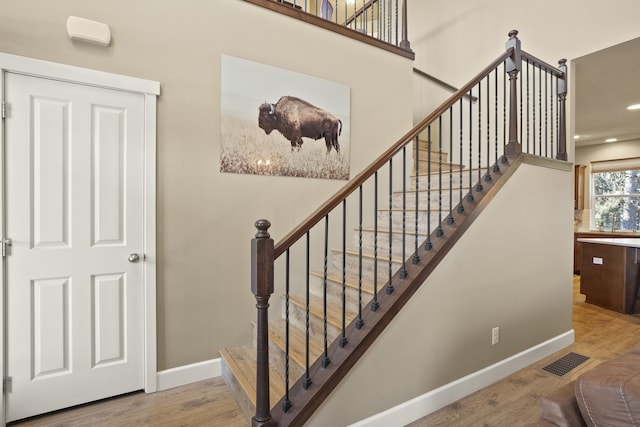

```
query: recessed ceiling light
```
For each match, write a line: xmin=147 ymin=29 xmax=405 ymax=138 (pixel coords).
xmin=605 ymin=138 xmax=618 ymax=143
xmin=628 ymin=104 xmax=640 ymax=110
xmin=574 ymin=135 xmax=581 ymax=139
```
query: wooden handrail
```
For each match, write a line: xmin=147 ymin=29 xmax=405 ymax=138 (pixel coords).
xmin=522 ymin=50 xmax=565 ymax=77
xmin=412 ymin=67 xmax=478 ymax=102
xmin=273 ymin=46 xmax=515 ymax=258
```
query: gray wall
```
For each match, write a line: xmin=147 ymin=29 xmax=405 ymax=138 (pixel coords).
xmin=0 ymin=1 xmax=413 ymax=370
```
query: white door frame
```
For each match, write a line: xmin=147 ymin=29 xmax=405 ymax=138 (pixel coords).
xmin=0 ymin=52 xmax=159 ymax=423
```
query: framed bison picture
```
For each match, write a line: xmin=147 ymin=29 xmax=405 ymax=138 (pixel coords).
xmin=220 ymin=55 xmax=351 ymax=180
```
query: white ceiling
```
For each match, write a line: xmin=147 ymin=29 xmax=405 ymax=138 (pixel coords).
xmin=574 ymin=36 xmax=640 ymax=147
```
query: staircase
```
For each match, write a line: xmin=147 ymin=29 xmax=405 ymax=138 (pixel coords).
xmin=220 ymin=142 xmax=479 ymax=423
xmin=220 ymin=30 xmax=568 ymax=426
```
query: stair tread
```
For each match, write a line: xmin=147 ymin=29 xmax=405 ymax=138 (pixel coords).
xmin=334 ymin=247 xmax=404 ymax=263
xmin=220 ymin=346 xmax=286 ymax=409
xmin=393 ymin=186 xmax=471 ymax=193
xmin=289 ymin=293 xmax=358 ymax=330
xmin=310 ymin=271 xmax=376 ymax=294
xmin=359 ymin=226 xmax=428 ymax=235
xmin=413 ymin=166 xmax=494 ymax=177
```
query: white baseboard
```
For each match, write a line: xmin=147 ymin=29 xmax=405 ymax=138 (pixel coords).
xmin=156 ymin=358 xmax=221 ymax=391
xmin=348 ymin=330 xmax=575 ymax=427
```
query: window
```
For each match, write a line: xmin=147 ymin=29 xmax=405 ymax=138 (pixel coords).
xmin=591 ymin=158 xmax=640 ymax=231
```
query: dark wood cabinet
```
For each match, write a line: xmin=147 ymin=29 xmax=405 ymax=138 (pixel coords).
xmin=580 ymin=240 xmax=640 ymax=314
xmin=574 ymin=232 xmax=638 ymax=274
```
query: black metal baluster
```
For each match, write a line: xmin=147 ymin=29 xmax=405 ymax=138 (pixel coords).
xmin=458 ymin=98 xmax=465 ymax=213
xmin=387 ymin=0 xmax=391 ymax=44
xmin=553 ymin=75 xmax=558 ymax=158
xmin=303 ymin=231 xmax=312 ymax=389
xmin=387 ymin=158 xmax=395 ymax=294
xmin=504 ymin=61 xmax=508 ymax=158
xmin=370 ymin=0 xmax=374 ymax=40
xmin=413 ymin=135 xmax=421 ymax=264
xmin=447 ymin=108 xmax=454 ymax=225
xmin=494 ymin=68 xmax=499 ymax=171
xmin=372 ymin=171 xmax=380 ymax=311
xmin=532 ymin=63 xmax=536 ymax=155
xmin=340 ymin=200 xmax=348 ymax=347
xmin=549 ymin=74 xmax=558 ymax=160
xmin=425 ymin=125 xmax=433 ymax=250
xmin=485 ymin=74 xmax=491 ymax=182
xmin=476 ymin=79 xmax=483 ymax=192
xmin=468 ymin=89 xmax=474 ymax=202
xmin=519 ymin=59 xmax=523 ymax=152
xmin=352 ymin=0 xmax=356 ymax=31
xmin=395 ymin=0 xmax=399 ymax=46
xmin=356 ymin=186 xmax=364 ymax=329
xmin=544 ymin=66 xmax=549 ymax=156
xmin=526 ymin=59 xmax=531 ymax=153
xmin=436 ymin=116 xmax=444 ymax=237
xmin=400 ymin=146 xmax=407 ymax=278
xmin=283 ymin=249 xmax=291 ymax=412
xmin=344 ymin=1 xmax=348 ymax=29
xmin=378 ymin=0 xmax=382 ymax=42
xmin=322 ymin=216 xmax=330 ymax=368
xmin=538 ymin=64 xmax=542 ymax=156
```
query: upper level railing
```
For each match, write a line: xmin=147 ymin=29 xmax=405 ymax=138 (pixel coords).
xmin=250 ymin=30 xmax=567 ymax=426
xmin=243 ymin=0 xmax=414 ymax=59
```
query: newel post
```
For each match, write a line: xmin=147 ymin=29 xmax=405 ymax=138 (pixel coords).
xmin=251 ymin=219 xmax=276 ymax=427
xmin=399 ymin=0 xmax=411 ymax=50
xmin=556 ymin=58 xmax=568 ymax=161
xmin=505 ymin=30 xmax=522 ymax=156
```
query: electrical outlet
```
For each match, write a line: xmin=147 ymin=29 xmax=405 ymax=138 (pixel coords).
xmin=492 ymin=327 xmax=500 ymax=345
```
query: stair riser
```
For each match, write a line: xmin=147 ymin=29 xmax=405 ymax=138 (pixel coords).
xmin=331 ymin=249 xmax=403 ymax=282
xmin=412 ymin=169 xmax=486 ymax=189
xmin=357 ymin=229 xmax=422 ymax=258
xmin=283 ymin=297 xmax=342 ymax=343
xmin=376 ymin=210 xmax=450 ymax=233
xmin=221 ymin=358 xmax=254 ymax=423
xmin=309 ymin=274 xmax=374 ymax=314
xmin=251 ymin=324 xmax=306 ymax=386
xmin=391 ymin=189 xmax=464 ymax=210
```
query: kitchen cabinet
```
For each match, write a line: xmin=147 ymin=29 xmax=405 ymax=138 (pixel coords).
xmin=578 ymin=238 xmax=640 ymax=314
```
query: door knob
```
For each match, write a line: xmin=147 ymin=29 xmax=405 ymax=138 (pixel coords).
xmin=128 ymin=253 xmax=140 ymax=263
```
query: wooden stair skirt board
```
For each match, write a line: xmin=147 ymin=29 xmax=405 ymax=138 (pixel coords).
xmin=220 ymin=153 xmax=525 ymax=425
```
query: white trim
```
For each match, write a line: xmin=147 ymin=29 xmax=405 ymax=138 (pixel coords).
xmin=0 ymin=53 xmax=159 ymax=423
xmin=348 ymin=330 xmax=575 ymax=427
xmin=156 ymin=359 xmax=221 ymax=392
xmin=143 ymin=93 xmax=158 ymax=393
xmin=0 ymin=52 xmax=159 ymax=95
xmin=591 ymin=157 xmax=640 ymax=172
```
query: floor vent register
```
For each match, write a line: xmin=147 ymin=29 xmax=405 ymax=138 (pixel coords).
xmin=542 ymin=352 xmax=590 ymax=377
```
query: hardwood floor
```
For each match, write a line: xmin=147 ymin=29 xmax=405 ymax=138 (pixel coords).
xmin=9 ymin=378 xmax=248 ymax=427
xmin=10 ymin=276 xmax=640 ymax=426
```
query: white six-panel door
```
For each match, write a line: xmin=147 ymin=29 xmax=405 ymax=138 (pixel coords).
xmin=4 ymin=71 xmax=146 ymax=422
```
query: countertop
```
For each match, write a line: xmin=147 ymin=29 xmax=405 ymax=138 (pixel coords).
xmin=575 ymin=230 xmax=640 ymax=237
xmin=577 ymin=237 xmax=640 ymax=248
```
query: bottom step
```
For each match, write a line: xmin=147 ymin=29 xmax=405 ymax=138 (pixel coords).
xmin=220 ymin=346 xmax=285 ymax=423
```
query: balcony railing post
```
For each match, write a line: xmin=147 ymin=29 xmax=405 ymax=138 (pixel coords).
xmin=399 ymin=0 xmax=411 ymax=50
xmin=556 ymin=58 xmax=568 ymax=161
xmin=505 ymin=29 xmax=522 ymax=156
xmin=251 ymin=219 xmax=276 ymax=427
